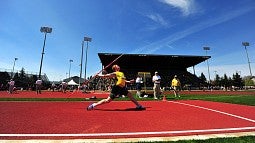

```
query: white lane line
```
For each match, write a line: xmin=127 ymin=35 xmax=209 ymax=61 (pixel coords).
xmin=1 ymin=132 xmax=255 ymax=143
xmin=169 ymin=101 xmax=255 ymax=123
xmin=1 ymin=127 xmax=255 ymax=137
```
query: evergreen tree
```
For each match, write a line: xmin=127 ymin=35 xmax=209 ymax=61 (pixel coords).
xmin=199 ymin=72 xmax=207 ymax=83
xmin=28 ymin=75 xmax=38 ymax=90
xmin=214 ymin=74 xmax=220 ymax=86
xmin=0 ymin=71 xmax=11 ymax=90
xmin=232 ymin=72 xmax=243 ymax=88
xmin=221 ymin=74 xmax=230 ymax=89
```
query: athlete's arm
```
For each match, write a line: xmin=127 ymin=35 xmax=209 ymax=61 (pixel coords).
xmin=126 ymin=79 xmax=135 ymax=84
xmin=97 ymin=72 xmax=116 ymax=78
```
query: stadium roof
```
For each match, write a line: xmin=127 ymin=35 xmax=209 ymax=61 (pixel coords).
xmin=98 ymin=53 xmax=210 ymax=71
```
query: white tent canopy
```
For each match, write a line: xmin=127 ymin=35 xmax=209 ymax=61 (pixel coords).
xmin=67 ymin=79 xmax=79 ymax=85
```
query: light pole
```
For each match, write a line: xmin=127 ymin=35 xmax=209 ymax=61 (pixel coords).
xmin=11 ymin=58 xmax=18 ymax=78
xmin=242 ymin=42 xmax=252 ymax=77
xmin=214 ymin=70 xmax=217 ymax=80
xmin=68 ymin=59 xmax=73 ymax=78
xmin=79 ymin=40 xmax=85 ymax=86
xmin=39 ymin=26 xmax=52 ymax=78
xmin=84 ymin=36 xmax=92 ymax=81
xmin=203 ymin=46 xmax=211 ymax=85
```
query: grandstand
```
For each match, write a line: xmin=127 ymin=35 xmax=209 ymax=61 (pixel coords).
xmin=98 ymin=53 xmax=211 ymax=89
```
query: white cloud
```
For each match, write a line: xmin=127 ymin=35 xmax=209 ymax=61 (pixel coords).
xmin=159 ymin=0 xmax=196 ymax=16
xmin=146 ymin=13 xmax=168 ymax=26
xmin=133 ymin=5 xmax=255 ymax=54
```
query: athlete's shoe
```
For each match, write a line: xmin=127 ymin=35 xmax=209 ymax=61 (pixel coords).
xmin=87 ymin=104 xmax=94 ymax=111
xmin=136 ymin=105 xmax=146 ymax=110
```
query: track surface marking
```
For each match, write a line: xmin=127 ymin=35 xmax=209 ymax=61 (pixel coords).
xmin=169 ymin=101 xmax=255 ymax=123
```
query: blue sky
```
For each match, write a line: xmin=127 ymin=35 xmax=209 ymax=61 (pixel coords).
xmin=0 ymin=0 xmax=255 ymax=81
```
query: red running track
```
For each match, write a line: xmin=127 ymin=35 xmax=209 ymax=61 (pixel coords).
xmin=0 ymin=91 xmax=109 ymax=99
xmin=0 ymin=100 xmax=255 ymax=139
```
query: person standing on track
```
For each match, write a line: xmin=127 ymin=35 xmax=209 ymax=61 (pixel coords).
xmin=35 ymin=78 xmax=42 ymax=94
xmin=135 ymin=75 xmax=143 ymax=98
xmin=87 ymin=64 xmax=145 ymax=110
xmin=61 ymin=81 xmax=68 ymax=93
xmin=152 ymin=71 xmax=161 ymax=100
xmin=171 ymin=75 xmax=181 ymax=98
xmin=8 ymin=79 xmax=15 ymax=94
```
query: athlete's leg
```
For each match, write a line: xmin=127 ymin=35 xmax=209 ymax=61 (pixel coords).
xmin=177 ymin=86 xmax=180 ymax=97
xmin=153 ymin=84 xmax=158 ymax=99
xmin=94 ymin=96 xmax=112 ymax=107
xmin=126 ymin=91 xmax=140 ymax=106
xmin=87 ymin=96 xmax=112 ymax=110
xmin=156 ymin=85 xmax=161 ymax=99
xmin=173 ymin=86 xmax=177 ymax=97
xmin=136 ymin=90 xmax=141 ymax=98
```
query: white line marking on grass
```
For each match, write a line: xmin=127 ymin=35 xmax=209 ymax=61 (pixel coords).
xmin=169 ymin=101 xmax=255 ymax=123
xmin=1 ymin=127 xmax=255 ymax=137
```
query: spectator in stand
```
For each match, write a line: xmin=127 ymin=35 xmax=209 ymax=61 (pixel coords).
xmin=8 ymin=79 xmax=15 ymax=94
xmin=35 ymin=78 xmax=42 ymax=94
xmin=152 ymin=71 xmax=161 ymax=100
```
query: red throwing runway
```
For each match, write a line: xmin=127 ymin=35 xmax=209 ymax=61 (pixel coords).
xmin=0 ymin=100 xmax=255 ymax=140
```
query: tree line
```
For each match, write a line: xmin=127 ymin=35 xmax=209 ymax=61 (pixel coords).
xmin=0 ymin=68 xmax=254 ymax=91
xmin=198 ymin=72 xmax=254 ymax=90
xmin=0 ymin=68 xmax=50 ymax=90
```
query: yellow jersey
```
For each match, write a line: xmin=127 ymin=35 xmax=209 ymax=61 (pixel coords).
xmin=171 ymin=78 xmax=180 ymax=87
xmin=115 ymin=71 xmax=126 ymax=87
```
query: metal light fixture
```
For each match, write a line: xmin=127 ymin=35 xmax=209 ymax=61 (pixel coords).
xmin=84 ymin=36 xmax=92 ymax=81
xmin=79 ymin=36 xmax=92 ymax=86
xmin=203 ymin=46 xmax=211 ymax=85
xmin=39 ymin=26 xmax=52 ymax=78
xmin=11 ymin=58 xmax=18 ymax=78
xmin=68 ymin=59 xmax=73 ymax=78
xmin=242 ymin=42 xmax=252 ymax=77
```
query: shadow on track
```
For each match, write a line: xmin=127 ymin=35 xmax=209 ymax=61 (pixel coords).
xmin=94 ymin=107 xmax=152 ymax=112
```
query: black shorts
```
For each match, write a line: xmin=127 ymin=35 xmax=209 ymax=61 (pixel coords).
xmin=110 ymin=85 xmax=128 ymax=99
xmin=136 ymin=83 xmax=142 ymax=90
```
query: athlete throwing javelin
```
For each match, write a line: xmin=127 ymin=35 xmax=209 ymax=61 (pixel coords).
xmin=87 ymin=64 xmax=145 ymax=111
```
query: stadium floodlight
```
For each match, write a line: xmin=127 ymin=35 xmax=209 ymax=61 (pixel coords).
xmin=39 ymin=26 xmax=52 ymax=79
xmin=84 ymin=37 xmax=92 ymax=42
xmin=11 ymin=58 xmax=18 ymax=78
xmin=84 ymin=36 xmax=92 ymax=81
xmin=203 ymin=47 xmax=210 ymax=51
xmin=214 ymin=70 xmax=217 ymax=80
xmin=203 ymin=46 xmax=211 ymax=85
xmin=68 ymin=59 xmax=73 ymax=78
xmin=79 ymin=36 xmax=92 ymax=86
xmin=242 ymin=42 xmax=252 ymax=77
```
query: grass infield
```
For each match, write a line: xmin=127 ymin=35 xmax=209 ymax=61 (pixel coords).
xmin=154 ymin=136 xmax=255 ymax=143
xmin=1 ymin=94 xmax=255 ymax=106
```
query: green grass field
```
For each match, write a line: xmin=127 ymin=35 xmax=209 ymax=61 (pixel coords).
xmin=152 ymin=136 xmax=255 ymax=143
xmin=1 ymin=93 xmax=254 ymax=106
xmin=169 ymin=94 xmax=255 ymax=106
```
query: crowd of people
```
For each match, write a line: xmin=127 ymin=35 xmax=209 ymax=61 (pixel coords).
xmin=1 ymin=67 xmax=182 ymax=99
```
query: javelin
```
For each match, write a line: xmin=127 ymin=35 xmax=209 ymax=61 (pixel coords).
xmin=66 ymin=54 xmax=124 ymax=100
xmin=84 ymin=53 xmax=124 ymax=84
